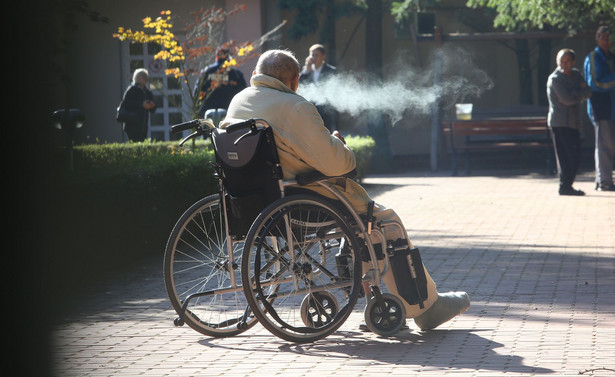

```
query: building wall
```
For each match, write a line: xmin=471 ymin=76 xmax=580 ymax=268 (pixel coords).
xmin=58 ymin=0 xmax=599 ymax=160
xmin=376 ymin=6 xmax=597 ymax=158
xmin=275 ymin=3 xmax=597 ymax=160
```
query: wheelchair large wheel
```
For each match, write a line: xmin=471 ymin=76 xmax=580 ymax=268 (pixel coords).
xmin=241 ymin=195 xmax=362 ymax=343
xmin=164 ymin=194 xmax=257 ymax=337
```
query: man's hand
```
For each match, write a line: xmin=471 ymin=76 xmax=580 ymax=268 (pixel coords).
xmin=332 ymin=130 xmax=345 ymax=144
xmin=304 ymin=56 xmax=314 ymax=72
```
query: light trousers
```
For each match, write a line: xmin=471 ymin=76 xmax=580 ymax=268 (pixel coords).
xmin=592 ymin=119 xmax=615 ymax=185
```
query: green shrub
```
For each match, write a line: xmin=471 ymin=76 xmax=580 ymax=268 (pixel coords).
xmin=72 ymin=139 xmax=211 ymax=169
xmin=345 ymin=134 xmax=375 ymax=182
xmin=47 ymin=135 xmax=374 ymax=290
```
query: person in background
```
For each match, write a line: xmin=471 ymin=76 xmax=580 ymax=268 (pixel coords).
xmin=299 ymin=44 xmax=338 ymax=131
xmin=120 ymin=68 xmax=156 ymax=142
xmin=584 ymin=25 xmax=615 ymax=191
xmin=221 ymin=49 xmax=470 ymax=332
xmin=196 ymin=47 xmax=247 ymax=118
xmin=547 ymin=49 xmax=592 ymax=196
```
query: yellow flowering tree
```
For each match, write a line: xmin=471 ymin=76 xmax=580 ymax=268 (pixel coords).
xmin=113 ymin=6 xmax=279 ymax=120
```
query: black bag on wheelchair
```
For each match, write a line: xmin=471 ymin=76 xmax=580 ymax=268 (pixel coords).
xmin=388 ymin=239 xmax=428 ymax=308
xmin=212 ymin=125 xmax=282 ymax=238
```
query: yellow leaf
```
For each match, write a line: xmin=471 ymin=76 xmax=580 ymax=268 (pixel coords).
xmin=223 ymin=59 xmax=237 ymax=69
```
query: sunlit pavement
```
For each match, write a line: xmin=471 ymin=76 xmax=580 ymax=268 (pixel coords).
xmin=52 ymin=169 xmax=614 ymax=376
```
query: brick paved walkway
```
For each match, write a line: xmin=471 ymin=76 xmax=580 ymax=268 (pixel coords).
xmin=52 ymin=170 xmax=614 ymax=376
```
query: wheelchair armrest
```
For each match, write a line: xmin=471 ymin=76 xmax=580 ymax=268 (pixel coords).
xmin=295 ymin=169 xmax=357 ymax=186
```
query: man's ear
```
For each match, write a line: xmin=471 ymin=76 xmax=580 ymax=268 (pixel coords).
xmin=290 ymin=74 xmax=299 ymax=92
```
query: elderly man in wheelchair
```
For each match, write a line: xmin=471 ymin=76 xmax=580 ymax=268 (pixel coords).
xmin=218 ymin=49 xmax=470 ymax=337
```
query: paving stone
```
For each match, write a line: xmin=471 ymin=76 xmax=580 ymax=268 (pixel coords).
xmin=51 ymin=170 xmax=614 ymax=376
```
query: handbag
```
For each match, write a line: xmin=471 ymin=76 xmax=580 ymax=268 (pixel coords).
xmin=116 ymin=101 xmax=138 ymax=123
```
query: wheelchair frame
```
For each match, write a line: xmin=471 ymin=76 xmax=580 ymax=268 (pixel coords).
xmin=164 ymin=118 xmax=423 ymax=343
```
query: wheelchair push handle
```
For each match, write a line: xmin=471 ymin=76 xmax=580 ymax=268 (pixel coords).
xmin=171 ymin=119 xmax=201 ymax=134
xmin=171 ymin=119 xmax=217 ymax=147
xmin=171 ymin=118 xmax=216 ymax=134
xmin=225 ymin=118 xmax=257 ymax=134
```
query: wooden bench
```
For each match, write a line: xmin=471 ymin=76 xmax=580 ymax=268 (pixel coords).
xmin=442 ymin=110 xmax=554 ymax=176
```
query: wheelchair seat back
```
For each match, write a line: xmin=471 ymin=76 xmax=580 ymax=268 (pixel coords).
xmin=212 ymin=123 xmax=282 ymax=238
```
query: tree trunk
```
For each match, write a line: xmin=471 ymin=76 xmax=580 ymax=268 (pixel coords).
xmin=364 ymin=0 xmax=393 ymax=171
xmin=537 ymin=39 xmax=551 ymax=107
xmin=365 ymin=0 xmax=383 ymax=78
xmin=324 ymin=0 xmax=336 ymax=65
xmin=515 ymin=39 xmax=533 ymax=104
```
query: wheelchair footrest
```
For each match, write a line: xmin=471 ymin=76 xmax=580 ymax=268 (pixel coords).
xmin=388 ymin=240 xmax=428 ymax=308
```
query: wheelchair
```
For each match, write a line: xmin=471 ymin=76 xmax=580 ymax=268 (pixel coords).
xmin=164 ymin=118 xmax=428 ymax=343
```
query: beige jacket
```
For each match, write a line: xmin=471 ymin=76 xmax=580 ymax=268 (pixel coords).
xmin=220 ymin=73 xmax=372 ymax=213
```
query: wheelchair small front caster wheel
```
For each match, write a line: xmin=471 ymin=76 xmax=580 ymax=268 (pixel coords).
xmin=364 ymin=293 xmax=406 ymax=336
xmin=174 ymin=317 xmax=185 ymax=327
xmin=300 ymin=291 xmax=339 ymax=327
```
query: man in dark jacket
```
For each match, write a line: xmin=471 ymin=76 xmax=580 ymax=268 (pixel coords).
xmin=196 ymin=48 xmax=247 ymax=118
xmin=299 ymin=44 xmax=338 ymax=131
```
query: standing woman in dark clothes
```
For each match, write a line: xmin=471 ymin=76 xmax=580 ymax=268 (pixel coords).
xmin=121 ymin=68 xmax=156 ymax=141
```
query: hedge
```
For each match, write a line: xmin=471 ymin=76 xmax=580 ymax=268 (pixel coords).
xmin=46 ymin=135 xmax=375 ymax=296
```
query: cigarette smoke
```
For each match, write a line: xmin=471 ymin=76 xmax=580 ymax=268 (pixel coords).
xmin=297 ymin=46 xmax=494 ymax=125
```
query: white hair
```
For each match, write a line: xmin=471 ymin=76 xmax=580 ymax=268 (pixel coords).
xmin=132 ymin=68 xmax=149 ymax=83
xmin=254 ymin=50 xmax=300 ymax=85
xmin=556 ymin=48 xmax=576 ymax=65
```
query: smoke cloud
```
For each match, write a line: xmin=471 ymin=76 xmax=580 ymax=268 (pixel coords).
xmin=297 ymin=46 xmax=494 ymax=125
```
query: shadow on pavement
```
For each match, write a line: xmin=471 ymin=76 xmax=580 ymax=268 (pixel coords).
xmin=196 ymin=329 xmax=553 ymax=374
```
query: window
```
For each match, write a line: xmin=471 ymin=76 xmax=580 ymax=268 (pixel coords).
xmin=393 ymin=12 xmax=436 ymax=39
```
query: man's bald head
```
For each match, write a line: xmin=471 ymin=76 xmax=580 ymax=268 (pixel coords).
xmin=254 ymin=49 xmax=301 ymax=90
